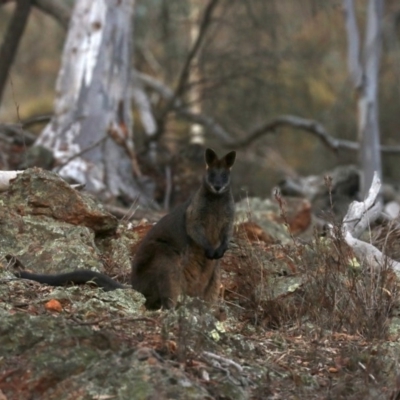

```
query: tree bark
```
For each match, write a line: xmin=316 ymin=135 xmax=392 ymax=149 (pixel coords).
xmin=0 ymin=0 xmax=31 ymax=105
xmin=36 ymin=0 xmax=152 ymax=204
xmin=359 ymin=0 xmax=383 ymax=197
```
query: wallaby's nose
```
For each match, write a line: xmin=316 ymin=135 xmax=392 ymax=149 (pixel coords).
xmin=214 ymin=184 xmax=222 ymax=192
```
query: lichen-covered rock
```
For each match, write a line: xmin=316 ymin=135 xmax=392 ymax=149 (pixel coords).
xmin=0 ymin=311 xmax=211 ymax=400
xmin=5 ymin=168 xmax=118 ymax=233
xmin=0 ymin=168 xmax=131 ymax=276
xmin=0 ymin=207 xmax=106 ymax=273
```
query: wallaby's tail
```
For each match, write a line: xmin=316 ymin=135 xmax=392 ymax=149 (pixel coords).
xmin=15 ymin=270 xmax=125 ymax=291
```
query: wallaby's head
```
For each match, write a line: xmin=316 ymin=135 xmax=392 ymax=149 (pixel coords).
xmin=204 ymin=148 xmax=236 ymax=194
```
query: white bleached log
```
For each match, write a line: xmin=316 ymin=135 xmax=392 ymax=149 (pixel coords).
xmin=0 ymin=171 xmax=23 ymax=192
xmin=340 ymin=172 xmax=400 ymax=274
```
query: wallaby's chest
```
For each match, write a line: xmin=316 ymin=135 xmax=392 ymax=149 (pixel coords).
xmin=187 ymin=196 xmax=232 ymax=239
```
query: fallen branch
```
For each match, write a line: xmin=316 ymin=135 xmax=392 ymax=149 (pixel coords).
xmin=339 ymin=172 xmax=400 ymax=275
xmin=202 ymin=351 xmax=243 ymax=373
xmin=342 ymin=172 xmax=382 ymax=239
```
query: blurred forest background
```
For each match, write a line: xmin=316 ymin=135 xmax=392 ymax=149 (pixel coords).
xmin=1 ymin=0 xmax=400 ymax=205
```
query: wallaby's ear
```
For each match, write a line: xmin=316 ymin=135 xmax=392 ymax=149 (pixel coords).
xmin=205 ymin=148 xmax=218 ymax=167
xmin=223 ymin=151 xmax=236 ymax=169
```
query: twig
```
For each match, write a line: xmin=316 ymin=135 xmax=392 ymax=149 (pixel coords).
xmin=358 ymin=361 xmax=377 ymax=383
xmin=202 ymin=351 xmax=243 ymax=373
xmin=22 ymin=114 xmax=52 ymax=128
xmin=0 ymin=123 xmax=37 ymax=145
xmin=163 ymin=165 xmax=172 ymax=211
xmin=173 ymin=0 xmax=219 ymax=100
xmin=54 ymin=136 xmax=107 ymax=172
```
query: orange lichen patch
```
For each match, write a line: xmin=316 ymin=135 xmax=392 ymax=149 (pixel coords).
xmin=44 ymin=299 xmax=62 ymax=312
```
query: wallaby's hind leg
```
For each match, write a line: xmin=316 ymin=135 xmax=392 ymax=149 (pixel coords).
xmin=155 ymin=253 xmax=184 ymax=309
xmin=202 ymin=261 xmax=221 ymax=303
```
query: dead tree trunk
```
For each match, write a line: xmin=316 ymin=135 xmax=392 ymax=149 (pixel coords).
xmin=343 ymin=0 xmax=383 ymax=197
xmin=36 ymin=0 xmax=153 ymax=204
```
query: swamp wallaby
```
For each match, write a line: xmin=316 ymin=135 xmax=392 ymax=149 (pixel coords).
xmin=15 ymin=148 xmax=236 ymax=309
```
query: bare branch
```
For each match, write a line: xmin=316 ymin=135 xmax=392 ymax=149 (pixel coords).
xmin=21 ymin=114 xmax=52 ymax=129
xmin=136 ymin=72 xmax=400 ymax=155
xmin=155 ymin=0 xmax=220 ymax=137
xmin=134 ymin=71 xmax=233 ymax=142
xmin=177 ymin=108 xmax=233 ymax=143
xmin=173 ymin=0 xmax=219 ymax=100
xmin=32 ymin=0 xmax=71 ymax=30
xmin=230 ymin=115 xmax=358 ymax=151
xmin=0 ymin=123 xmax=37 ymax=145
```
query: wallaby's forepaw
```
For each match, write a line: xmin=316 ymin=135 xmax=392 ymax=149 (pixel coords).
xmin=213 ymin=246 xmax=226 ymax=259
xmin=209 ymin=242 xmax=228 ymax=259
xmin=205 ymin=247 xmax=216 ymax=259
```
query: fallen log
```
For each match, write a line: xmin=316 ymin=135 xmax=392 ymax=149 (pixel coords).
xmin=338 ymin=172 xmax=400 ymax=275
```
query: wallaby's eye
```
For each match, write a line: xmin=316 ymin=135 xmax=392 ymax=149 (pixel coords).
xmin=221 ymin=171 xmax=228 ymax=181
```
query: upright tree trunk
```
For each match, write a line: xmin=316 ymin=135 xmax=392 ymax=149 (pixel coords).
xmin=343 ymin=0 xmax=383 ymax=197
xmin=359 ymin=0 xmax=383 ymax=197
xmin=36 ymin=0 xmax=152 ymax=204
xmin=187 ymin=0 xmax=205 ymax=145
xmin=0 ymin=0 xmax=31 ymax=106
